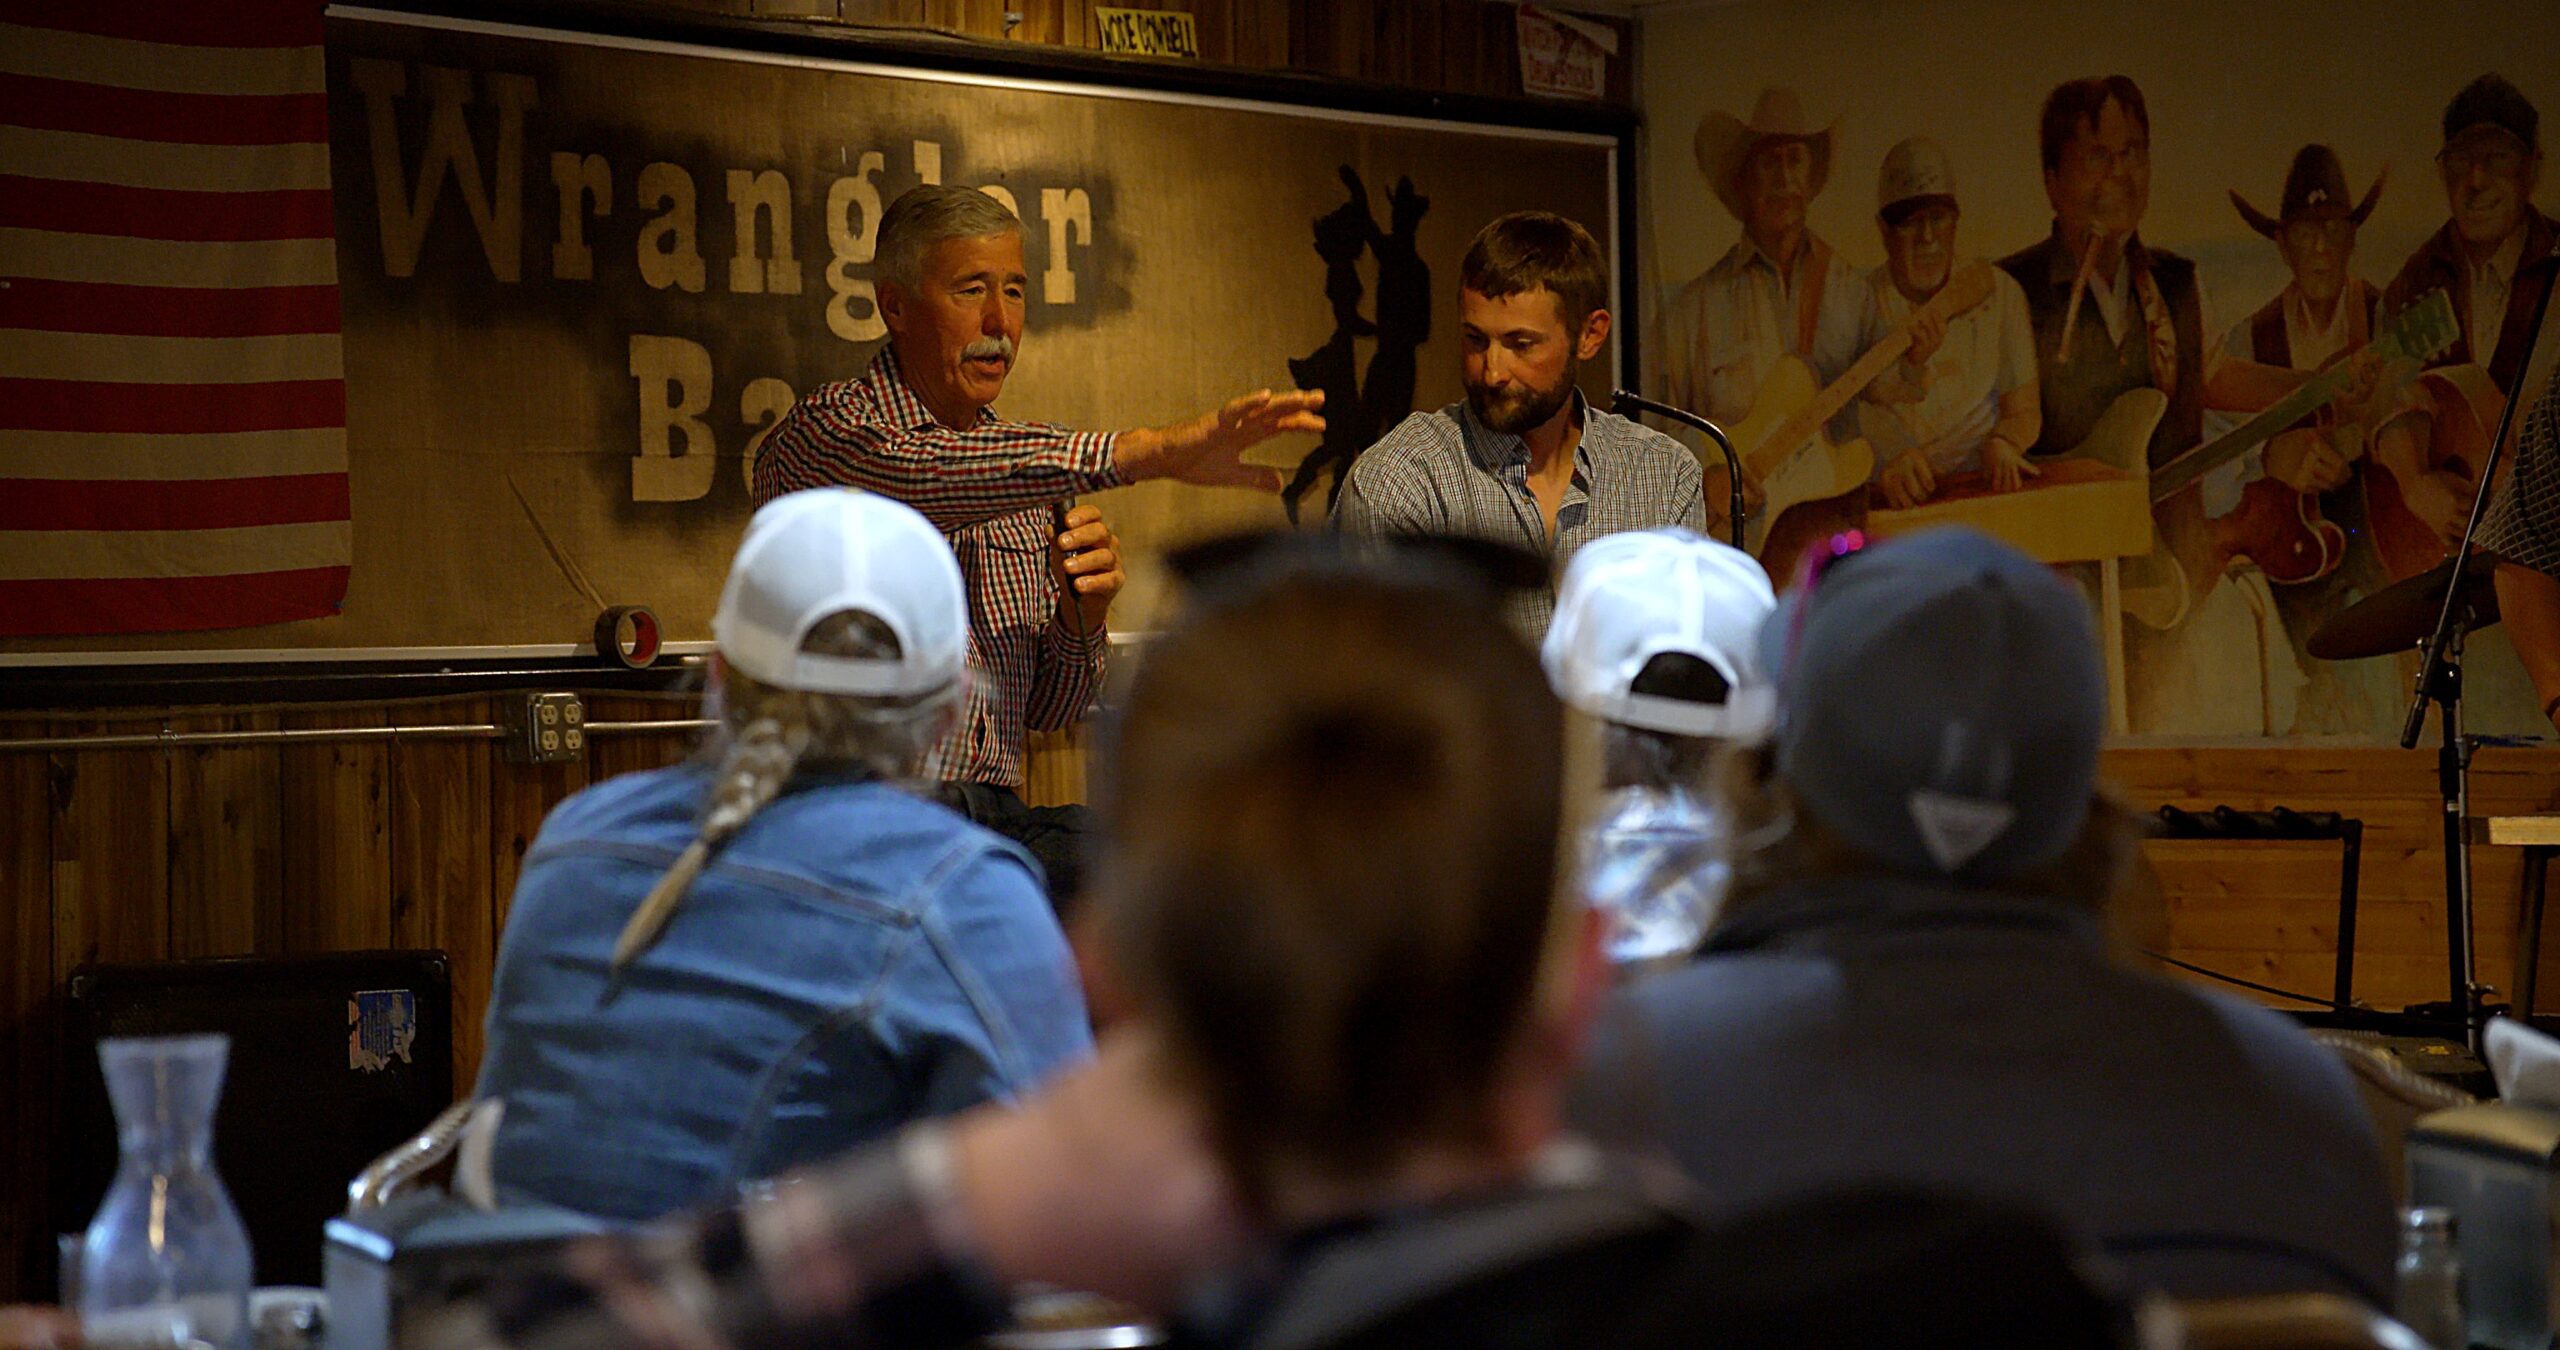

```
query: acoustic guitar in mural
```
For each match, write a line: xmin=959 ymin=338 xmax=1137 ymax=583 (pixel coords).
xmin=1722 ymin=262 xmax=1997 ymax=557
xmin=2365 ymin=361 xmax=2503 ymax=582
xmin=2122 ymin=289 xmax=2461 ymax=632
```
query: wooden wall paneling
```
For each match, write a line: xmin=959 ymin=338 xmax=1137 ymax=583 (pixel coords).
xmin=1439 ymin=0 xmax=1483 ymax=103
xmin=1403 ymin=0 xmax=1447 ymax=103
xmin=1185 ymin=0 xmax=1234 ymax=65
xmin=489 ymin=754 xmax=591 ymax=940
xmin=2108 ymin=744 xmax=2543 ymax=1013
xmin=1022 ymin=724 xmax=1091 ymax=807
xmin=1476 ymin=1 xmax=1519 ymax=101
xmin=388 ymin=701 xmax=495 ymax=1091
xmin=49 ymin=724 xmax=172 ymax=982
xmin=1230 ymin=0 xmax=1291 ymax=69
xmin=840 ymin=0 xmax=931 ymax=25
xmin=1004 ymin=0 xmax=1063 ymax=45
xmin=167 ymin=712 xmax=284 ymax=960
xmin=277 ymin=706 xmax=394 ymax=954
xmin=1 ymin=723 xmax=56 ymax=1302
xmin=585 ymin=693 xmax=705 ymax=785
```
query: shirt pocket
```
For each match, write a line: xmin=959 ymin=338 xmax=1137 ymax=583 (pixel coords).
xmin=961 ymin=528 xmax=1056 ymax=633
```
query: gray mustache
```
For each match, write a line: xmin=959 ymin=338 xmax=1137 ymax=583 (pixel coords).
xmin=962 ymin=336 xmax=1015 ymax=363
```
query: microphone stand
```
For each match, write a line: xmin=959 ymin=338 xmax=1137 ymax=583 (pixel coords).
xmin=2397 ymin=275 xmax=2555 ymax=1050
xmin=1612 ymin=389 xmax=1748 ymax=551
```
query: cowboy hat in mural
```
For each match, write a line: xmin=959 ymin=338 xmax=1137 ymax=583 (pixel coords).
xmin=2230 ymin=144 xmax=2385 ymax=238
xmin=1694 ymin=86 xmax=1836 ymax=222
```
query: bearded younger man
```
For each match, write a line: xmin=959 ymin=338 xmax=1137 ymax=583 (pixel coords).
xmin=756 ymin=185 xmax=1323 ymax=906
xmin=1332 ymin=211 xmax=1707 ymax=636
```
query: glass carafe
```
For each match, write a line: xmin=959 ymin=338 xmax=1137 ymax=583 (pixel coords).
xmin=77 ymin=1034 xmax=254 ymax=1350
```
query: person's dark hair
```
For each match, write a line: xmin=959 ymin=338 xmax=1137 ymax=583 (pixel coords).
xmin=1461 ymin=211 xmax=1610 ymax=329
xmin=1600 ymin=653 xmax=1728 ymax=790
xmin=1098 ymin=561 xmax=1565 ymax=1214
xmin=2038 ymin=76 xmax=2149 ymax=173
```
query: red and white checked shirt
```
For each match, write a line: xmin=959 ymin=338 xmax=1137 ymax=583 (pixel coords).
xmin=752 ymin=346 xmax=1122 ymax=790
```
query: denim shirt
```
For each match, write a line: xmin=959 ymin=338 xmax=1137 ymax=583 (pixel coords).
xmin=474 ymin=762 xmax=1093 ymax=1223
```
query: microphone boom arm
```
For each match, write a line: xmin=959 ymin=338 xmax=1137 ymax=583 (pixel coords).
xmin=1612 ymin=389 xmax=1747 ymax=551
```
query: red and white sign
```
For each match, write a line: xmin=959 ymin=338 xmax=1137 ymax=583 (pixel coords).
xmin=1517 ymin=5 xmax=1614 ymax=103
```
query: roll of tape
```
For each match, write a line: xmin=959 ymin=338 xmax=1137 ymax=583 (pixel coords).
xmin=594 ymin=605 xmax=661 ymax=669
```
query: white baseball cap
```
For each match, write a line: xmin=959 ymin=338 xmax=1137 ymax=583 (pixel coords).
xmin=1542 ymin=528 xmax=1778 ymax=739
xmin=712 ymin=488 xmax=967 ymax=697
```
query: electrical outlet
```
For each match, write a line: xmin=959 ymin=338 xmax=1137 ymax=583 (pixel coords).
xmin=501 ymin=692 xmax=587 ymax=764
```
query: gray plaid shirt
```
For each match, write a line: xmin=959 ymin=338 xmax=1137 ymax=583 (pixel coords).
xmin=2482 ymin=370 xmax=2560 ymax=579
xmin=1330 ymin=392 xmax=1709 ymax=634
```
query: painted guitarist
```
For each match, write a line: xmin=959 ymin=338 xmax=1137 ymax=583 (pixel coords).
xmin=2219 ymin=146 xmax=2443 ymax=731
xmin=2366 ymin=76 xmax=2556 ymax=583
xmin=1856 ymin=137 xmax=2043 ymax=510
xmin=1656 ymin=87 xmax=1866 ymax=536
xmin=1999 ymin=76 xmax=2378 ymax=734
xmin=2383 ymin=74 xmax=2553 ymax=402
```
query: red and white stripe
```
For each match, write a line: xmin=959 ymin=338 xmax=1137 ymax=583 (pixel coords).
xmin=0 ymin=0 xmax=349 ymax=638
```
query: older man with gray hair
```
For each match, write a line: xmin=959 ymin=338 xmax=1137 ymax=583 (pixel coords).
xmin=756 ymin=185 xmax=1323 ymax=906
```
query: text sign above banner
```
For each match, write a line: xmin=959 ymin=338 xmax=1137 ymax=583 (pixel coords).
xmin=1094 ymin=8 xmax=1199 ymax=59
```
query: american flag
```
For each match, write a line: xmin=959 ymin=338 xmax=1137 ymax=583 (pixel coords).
xmin=0 ymin=0 xmax=349 ymax=638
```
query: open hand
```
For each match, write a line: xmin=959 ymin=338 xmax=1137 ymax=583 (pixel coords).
xmin=1983 ymin=437 xmax=2042 ymax=494
xmin=1116 ymin=389 xmax=1326 ymax=491
xmin=2266 ymin=428 xmax=2353 ymax=494
xmin=1877 ymin=450 xmax=1938 ymax=509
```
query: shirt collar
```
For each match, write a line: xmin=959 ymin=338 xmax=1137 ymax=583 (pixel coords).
xmin=1723 ymin=231 xmax=1819 ymax=286
xmin=2281 ymin=283 xmax=2356 ymax=345
xmin=865 ymin=343 xmax=1005 ymax=433
xmin=2476 ymin=226 xmax=2529 ymax=288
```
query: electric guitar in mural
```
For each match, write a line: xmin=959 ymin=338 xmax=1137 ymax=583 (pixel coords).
xmin=2121 ymin=289 xmax=2460 ymax=632
xmin=1720 ymin=262 xmax=1998 ymax=558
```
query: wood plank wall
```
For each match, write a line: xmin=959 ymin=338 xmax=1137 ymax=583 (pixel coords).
xmin=0 ymin=697 xmax=700 ymax=1302
xmin=633 ymin=0 xmax=1635 ymax=107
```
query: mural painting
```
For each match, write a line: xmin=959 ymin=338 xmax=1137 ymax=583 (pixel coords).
xmin=1640 ymin=0 xmax=2559 ymax=739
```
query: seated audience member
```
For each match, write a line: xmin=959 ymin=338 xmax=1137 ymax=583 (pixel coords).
xmin=420 ymin=537 xmax=2144 ymax=1350
xmin=1088 ymin=541 xmax=1700 ymax=1345
xmin=1576 ymin=527 xmax=2396 ymax=1302
xmin=472 ymin=489 xmax=1092 ymax=1223
xmin=1543 ymin=528 xmax=1777 ymax=970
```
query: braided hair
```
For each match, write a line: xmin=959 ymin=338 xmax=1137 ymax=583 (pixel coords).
xmin=609 ymin=610 xmax=957 ymax=975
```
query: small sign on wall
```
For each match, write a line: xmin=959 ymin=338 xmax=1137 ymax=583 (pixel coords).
xmin=1096 ymin=7 xmax=1199 ymax=59
xmin=1517 ymin=4 xmax=1614 ymax=101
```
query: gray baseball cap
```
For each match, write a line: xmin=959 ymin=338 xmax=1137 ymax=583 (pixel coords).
xmin=1757 ymin=527 xmax=2103 ymax=883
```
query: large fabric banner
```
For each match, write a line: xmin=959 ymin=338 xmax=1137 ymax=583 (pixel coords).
xmin=0 ymin=8 xmax=1617 ymax=658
